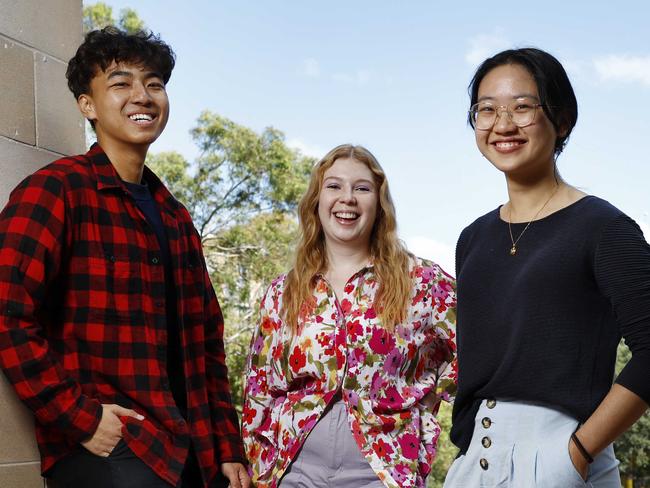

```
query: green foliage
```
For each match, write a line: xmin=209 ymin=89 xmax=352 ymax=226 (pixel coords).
xmin=427 ymin=402 xmax=459 ymax=487
xmin=147 ymin=113 xmax=315 ymax=410
xmin=119 ymin=7 xmax=145 ymax=34
xmin=615 ymin=341 xmax=650 ymax=485
xmin=83 ymin=2 xmax=146 ymax=33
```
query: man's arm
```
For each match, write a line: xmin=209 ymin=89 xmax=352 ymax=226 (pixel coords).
xmin=200 ymin=258 xmax=250 ymax=488
xmin=0 ymin=171 xmax=102 ymax=443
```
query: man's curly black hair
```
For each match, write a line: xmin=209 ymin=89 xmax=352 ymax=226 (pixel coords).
xmin=66 ymin=26 xmax=176 ymax=100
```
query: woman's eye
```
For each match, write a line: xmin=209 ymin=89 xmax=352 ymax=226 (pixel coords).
xmin=326 ymin=184 xmax=340 ymax=190
xmin=514 ymin=104 xmax=533 ymax=112
xmin=355 ymin=186 xmax=370 ymax=192
xmin=478 ymin=106 xmax=495 ymax=113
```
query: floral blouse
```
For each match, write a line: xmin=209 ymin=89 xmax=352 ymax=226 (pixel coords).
xmin=242 ymin=257 xmax=457 ymax=487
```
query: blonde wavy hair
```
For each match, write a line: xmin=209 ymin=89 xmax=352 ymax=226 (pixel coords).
xmin=282 ymin=144 xmax=413 ymax=331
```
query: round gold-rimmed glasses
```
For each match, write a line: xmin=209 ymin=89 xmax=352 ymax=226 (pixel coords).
xmin=469 ymin=99 xmax=544 ymax=130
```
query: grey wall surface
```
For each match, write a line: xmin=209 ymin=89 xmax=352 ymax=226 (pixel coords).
xmin=0 ymin=1 xmax=85 ymax=486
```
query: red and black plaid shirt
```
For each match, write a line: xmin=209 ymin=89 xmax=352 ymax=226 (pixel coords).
xmin=0 ymin=144 xmax=244 ymax=486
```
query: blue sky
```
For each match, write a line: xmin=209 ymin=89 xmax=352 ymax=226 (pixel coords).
xmin=97 ymin=0 xmax=649 ymax=274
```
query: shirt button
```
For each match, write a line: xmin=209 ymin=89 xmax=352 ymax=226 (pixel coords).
xmin=155 ymin=301 xmax=163 ymax=308
xmin=109 ymin=255 xmax=116 ymax=263
xmin=481 ymin=417 xmax=492 ymax=429
xmin=480 ymin=458 xmax=489 ymax=470
xmin=486 ymin=399 xmax=497 ymax=409
xmin=151 ymin=257 xmax=159 ymax=264
xmin=481 ymin=436 xmax=492 ymax=448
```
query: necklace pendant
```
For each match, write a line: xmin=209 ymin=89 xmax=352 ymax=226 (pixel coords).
xmin=510 ymin=245 xmax=517 ymax=256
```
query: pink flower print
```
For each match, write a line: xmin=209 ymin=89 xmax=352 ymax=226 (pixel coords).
xmin=246 ymin=373 xmax=264 ymax=396
xmin=344 ymin=282 xmax=354 ymax=294
xmin=384 ymin=348 xmax=404 ymax=376
xmin=252 ymin=335 xmax=264 ymax=354
xmin=431 ymin=280 xmax=451 ymax=300
xmin=363 ymin=307 xmax=377 ymax=320
xmin=347 ymin=347 xmax=366 ymax=370
xmin=344 ymin=389 xmax=360 ymax=407
xmin=398 ymin=432 xmax=420 ymax=460
xmin=391 ymin=464 xmax=411 ymax=484
xmin=419 ymin=266 xmax=435 ymax=283
xmin=369 ymin=327 xmax=396 ymax=355
xmin=378 ymin=385 xmax=406 ymax=410
xmin=369 ymin=372 xmax=383 ymax=401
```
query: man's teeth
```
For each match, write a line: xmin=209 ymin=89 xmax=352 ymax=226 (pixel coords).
xmin=129 ymin=114 xmax=153 ymax=121
xmin=335 ymin=212 xmax=358 ymax=219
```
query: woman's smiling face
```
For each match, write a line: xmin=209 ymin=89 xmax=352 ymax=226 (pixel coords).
xmin=475 ymin=63 xmax=560 ymax=178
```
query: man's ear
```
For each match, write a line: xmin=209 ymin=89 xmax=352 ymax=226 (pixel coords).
xmin=77 ymin=94 xmax=97 ymax=122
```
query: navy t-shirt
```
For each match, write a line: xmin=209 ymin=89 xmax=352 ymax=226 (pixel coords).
xmin=124 ymin=180 xmax=188 ymax=418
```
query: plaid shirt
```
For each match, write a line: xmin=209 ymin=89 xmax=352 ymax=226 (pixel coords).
xmin=0 ymin=144 xmax=244 ymax=486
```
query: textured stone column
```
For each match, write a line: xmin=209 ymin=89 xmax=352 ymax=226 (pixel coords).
xmin=0 ymin=1 xmax=84 ymax=486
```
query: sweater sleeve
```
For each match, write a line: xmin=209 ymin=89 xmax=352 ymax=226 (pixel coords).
xmin=594 ymin=214 xmax=650 ymax=405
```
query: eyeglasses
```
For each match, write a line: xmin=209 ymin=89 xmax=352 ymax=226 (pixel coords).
xmin=469 ymin=99 xmax=544 ymax=130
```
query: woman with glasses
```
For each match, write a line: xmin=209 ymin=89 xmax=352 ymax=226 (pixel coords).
xmin=444 ymin=48 xmax=650 ymax=487
xmin=242 ymin=144 xmax=457 ymax=487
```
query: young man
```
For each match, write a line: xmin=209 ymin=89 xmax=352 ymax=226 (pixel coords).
xmin=0 ymin=27 xmax=250 ymax=488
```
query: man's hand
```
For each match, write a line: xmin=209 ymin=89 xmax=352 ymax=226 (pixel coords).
xmin=81 ymin=404 xmax=144 ymax=457
xmin=221 ymin=462 xmax=251 ymax=488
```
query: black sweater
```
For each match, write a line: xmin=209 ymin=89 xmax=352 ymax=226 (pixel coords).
xmin=451 ymin=196 xmax=650 ymax=455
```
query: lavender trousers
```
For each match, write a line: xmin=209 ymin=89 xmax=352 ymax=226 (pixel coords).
xmin=279 ymin=400 xmax=385 ymax=488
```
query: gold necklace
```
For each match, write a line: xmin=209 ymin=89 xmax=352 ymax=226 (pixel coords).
xmin=508 ymin=185 xmax=560 ymax=256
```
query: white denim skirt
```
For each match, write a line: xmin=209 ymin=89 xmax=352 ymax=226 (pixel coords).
xmin=443 ymin=399 xmax=621 ymax=488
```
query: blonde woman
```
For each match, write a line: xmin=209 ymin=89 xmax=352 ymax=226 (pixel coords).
xmin=242 ymin=144 xmax=457 ymax=487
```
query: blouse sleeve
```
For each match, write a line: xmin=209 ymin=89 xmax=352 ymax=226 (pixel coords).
xmin=241 ymin=281 xmax=283 ymax=481
xmin=594 ymin=214 xmax=650 ymax=405
xmin=431 ymin=265 xmax=458 ymax=406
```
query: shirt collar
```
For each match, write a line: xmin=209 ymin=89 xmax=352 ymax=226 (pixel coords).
xmin=85 ymin=143 xmax=181 ymax=213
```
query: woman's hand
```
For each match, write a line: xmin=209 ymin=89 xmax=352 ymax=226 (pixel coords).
xmin=568 ymin=437 xmax=589 ymax=481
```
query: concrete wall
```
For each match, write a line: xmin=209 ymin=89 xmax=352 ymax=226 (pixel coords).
xmin=0 ymin=1 xmax=85 ymax=486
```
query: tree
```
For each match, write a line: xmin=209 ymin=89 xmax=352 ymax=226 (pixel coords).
xmin=615 ymin=341 xmax=650 ymax=487
xmin=147 ymin=111 xmax=314 ymax=408
xmin=83 ymin=2 xmax=145 ymax=33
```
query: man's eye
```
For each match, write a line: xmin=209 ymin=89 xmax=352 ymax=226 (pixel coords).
xmin=148 ymin=82 xmax=164 ymax=89
xmin=112 ymin=82 xmax=128 ymax=87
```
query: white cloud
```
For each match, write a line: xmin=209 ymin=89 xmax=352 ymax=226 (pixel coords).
xmin=300 ymin=58 xmax=321 ymax=78
xmin=403 ymin=236 xmax=456 ymax=277
xmin=594 ymin=55 xmax=650 ymax=86
xmin=465 ymin=32 xmax=510 ymax=66
xmin=331 ymin=69 xmax=371 ymax=86
xmin=287 ymin=138 xmax=326 ymax=159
